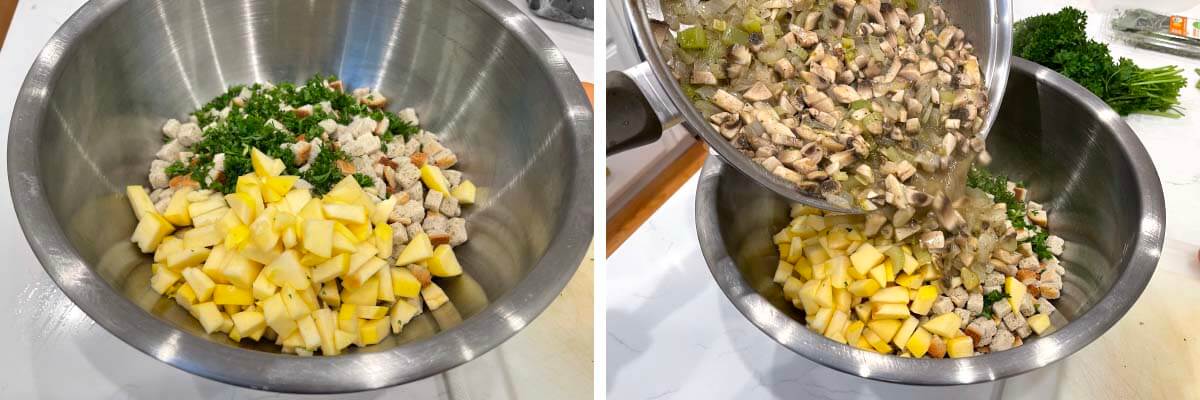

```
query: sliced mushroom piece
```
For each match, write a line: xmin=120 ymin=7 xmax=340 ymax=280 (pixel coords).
xmin=937 ymin=26 xmax=956 ymax=48
xmin=712 ymin=89 xmax=746 ymax=113
xmin=855 ymin=164 xmax=873 ymax=181
xmin=778 ymin=149 xmax=804 ymax=164
xmin=804 ymin=10 xmax=821 ymax=30
xmin=864 ymin=213 xmax=888 ymax=237
xmin=898 ymin=64 xmax=921 ymax=81
xmin=761 ymin=156 xmax=783 ymax=172
xmin=743 ymin=82 xmax=774 ymax=102
xmin=895 ymin=224 xmax=921 ymax=241
xmin=709 ymin=112 xmax=743 ymax=140
xmin=774 ymin=58 xmax=796 ymax=79
xmin=833 ymin=0 xmax=854 ymax=19
xmin=691 ymin=70 xmax=718 ymax=85
xmin=802 ymin=85 xmax=837 ymax=113
xmin=731 ymin=45 xmax=752 ymax=65
xmin=918 ymin=59 xmax=939 ymax=75
xmin=910 ymin=13 xmax=926 ymax=37
xmin=921 ymin=231 xmax=945 ymax=249
xmin=906 ymin=189 xmax=932 ymax=208
xmin=772 ymin=166 xmax=805 ymax=185
xmin=829 ymin=85 xmax=861 ymax=104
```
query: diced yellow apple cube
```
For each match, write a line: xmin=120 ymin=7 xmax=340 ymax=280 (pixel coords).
xmin=150 ymin=268 xmax=182 ymax=295
xmin=190 ymin=302 xmax=225 ymax=334
xmin=844 ymin=320 xmax=865 ymax=343
xmin=301 ymin=219 xmax=334 ymax=258
xmin=213 ymin=284 xmax=253 ymax=305
xmin=847 ymin=279 xmax=881 ymax=297
xmin=394 ymin=233 xmax=433 ymax=266
xmin=809 ymin=307 xmax=834 ymax=333
xmin=347 ymin=243 xmax=379 ymax=273
xmin=849 ymin=243 xmax=885 ymax=274
xmin=359 ymin=318 xmax=391 ymax=346
xmin=796 ymin=279 xmax=820 ymax=315
xmin=132 ymin=212 xmax=175 ymax=253
xmin=249 ymin=217 xmax=279 ymax=251
xmin=342 ymin=276 xmax=379 ymax=306
xmin=281 ymin=226 xmax=298 ymax=249
xmin=814 ymin=278 xmax=834 ymax=308
xmin=282 ymin=189 xmax=312 ymax=214
xmin=221 ymin=253 xmax=260 ymax=289
xmin=251 ymin=269 xmax=279 ymax=300
xmin=787 ymin=237 xmax=804 ymax=263
xmin=868 ymin=265 xmax=887 ymax=287
xmin=373 ymin=223 xmax=394 ymax=259
xmin=335 ymin=330 xmax=355 ymax=351
xmin=191 ymin=207 xmax=228 ymax=228
xmin=793 ymin=258 xmax=813 ymax=280
xmin=312 ymin=253 xmax=348 ymax=283
xmin=264 ymin=175 xmax=298 ymax=197
xmin=126 ymin=185 xmax=159 ymax=220
xmin=909 ymin=285 xmax=939 ymax=315
xmin=782 ymin=277 xmax=804 ymax=301
xmin=946 ymin=336 xmax=975 ymax=358
xmin=201 ymin=245 xmax=230 ymax=283
xmin=314 ymin=306 xmax=338 ymax=353
xmin=251 ymin=148 xmax=284 ymax=177
xmin=298 ymin=198 xmax=325 ymax=220
xmin=332 ymin=224 xmax=358 ymax=253
xmin=174 ymin=283 xmax=197 ymax=311
xmin=420 ymin=164 xmax=452 ymax=195
xmin=323 ymin=203 xmax=368 ymax=225
xmin=892 ymin=317 xmax=920 ymax=349
xmin=345 ymin=257 xmax=386 ymax=289
xmin=1027 ymin=314 xmax=1051 ymax=336
xmin=224 ymin=223 xmax=251 ymax=250
xmin=262 ymin=293 xmax=298 ymax=337
xmin=295 ymin=314 xmax=321 ymax=350
xmin=325 ymin=176 xmax=365 ymax=204
xmin=280 ymin=285 xmax=311 ymax=320
xmin=389 ymin=300 xmax=419 ymax=334
xmin=906 ymin=327 xmax=932 ymax=358
xmin=154 ymin=236 xmax=182 ymax=263
xmin=869 ymin=286 xmax=909 ymax=304
xmin=824 ymin=310 xmax=849 ymax=343
xmin=868 ymin=319 xmax=903 ymax=343
xmin=225 ymin=192 xmax=258 ymax=225
xmin=872 ymin=303 xmax=910 ymax=320
xmin=804 ymin=245 xmax=829 ymax=265
xmin=319 ymin=281 xmax=341 ymax=307
xmin=863 ymin=329 xmax=892 ymax=354
xmin=182 ymin=267 xmax=217 ymax=302
xmin=187 ymin=197 xmax=226 ymax=220
xmin=261 ymin=250 xmax=307 ymax=289
xmin=421 ymin=282 xmax=450 ymax=310
xmin=922 ymin=312 xmax=962 ymax=338
xmin=832 ymin=288 xmax=852 ymax=313
xmin=183 ymin=225 xmax=221 ymax=249
xmin=163 ymin=189 xmax=193 ymax=226
xmin=853 ymin=303 xmax=872 ymax=321
xmin=827 ymin=257 xmax=850 ymax=288
xmin=427 ymin=245 xmax=464 ymax=277
xmin=450 ymin=180 xmax=476 ymax=204
xmin=372 ymin=197 xmax=397 ymax=226
xmin=231 ymin=310 xmax=266 ymax=337
xmin=392 ymin=267 xmax=421 ymax=298
xmin=894 ymin=272 xmax=923 ymax=289
xmin=1005 ymin=276 xmax=1027 ymax=311
xmin=375 ymin=265 xmax=395 ymax=303
xmin=357 ymin=305 xmax=389 ymax=320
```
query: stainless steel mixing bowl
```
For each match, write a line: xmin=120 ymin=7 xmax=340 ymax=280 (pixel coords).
xmin=695 ymin=58 xmax=1164 ymax=385
xmin=8 ymin=0 xmax=592 ymax=393
xmin=609 ymin=0 xmax=1011 ymax=214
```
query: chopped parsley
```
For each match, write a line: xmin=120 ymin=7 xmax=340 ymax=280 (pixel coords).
xmin=967 ymin=166 xmax=1052 ymax=261
xmin=353 ymin=173 xmax=375 ymax=188
xmin=167 ymin=74 xmax=416 ymax=194
xmin=979 ymin=290 xmax=1010 ymax=319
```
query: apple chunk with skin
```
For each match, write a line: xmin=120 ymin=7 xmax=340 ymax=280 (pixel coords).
xmin=427 ymin=245 xmax=463 ymax=277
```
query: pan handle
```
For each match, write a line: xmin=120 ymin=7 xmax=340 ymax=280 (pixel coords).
xmin=606 ymin=62 xmax=683 ymax=154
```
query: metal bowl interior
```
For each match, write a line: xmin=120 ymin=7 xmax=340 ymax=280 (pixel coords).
xmin=8 ymin=0 xmax=592 ymax=393
xmin=626 ymin=0 xmax=1010 ymax=213
xmin=695 ymin=58 xmax=1163 ymax=385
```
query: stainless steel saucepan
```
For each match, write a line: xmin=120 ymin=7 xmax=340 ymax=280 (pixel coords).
xmin=8 ymin=0 xmax=592 ymax=393
xmin=696 ymin=58 xmax=1164 ymax=385
xmin=608 ymin=0 xmax=1012 ymax=213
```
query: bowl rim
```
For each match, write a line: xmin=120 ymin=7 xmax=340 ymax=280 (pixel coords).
xmin=694 ymin=58 xmax=1164 ymax=385
xmin=7 ymin=0 xmax=593 ymax=393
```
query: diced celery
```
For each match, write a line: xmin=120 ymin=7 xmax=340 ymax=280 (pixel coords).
xmin=678 ymin=27 xmax=709 ymax=50
xmin=721 ymin=27 xmax=750 ymax=45
xmin=741 ymin=12 xmax=764 ymax=33
xmin=849 ymin=99 xmax=870 ymax=110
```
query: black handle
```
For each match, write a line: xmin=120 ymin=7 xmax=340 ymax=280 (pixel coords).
xmin=606 ymin=70 xmax=664 ymax=154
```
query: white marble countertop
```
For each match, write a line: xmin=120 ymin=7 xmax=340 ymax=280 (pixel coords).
xmin=607 ymin=1 xmax=1200 ymax=399
xmin=0 ymin=0 xmax=593 ymax=398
